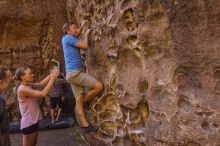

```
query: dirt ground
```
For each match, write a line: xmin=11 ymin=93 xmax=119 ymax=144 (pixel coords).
xmin=10 ymin=126 xmax=90 ymax=146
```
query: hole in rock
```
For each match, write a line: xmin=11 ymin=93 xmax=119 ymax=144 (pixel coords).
xmin=94 ymin=104 xmax=104 ymax=112
xmin=201 ymin=121 xmax=210 ymax=131
xmin=112 ymin=136 xmax=123 ymax=146
xmin=138 ymin=80 xmax=148 ymax=93
xmin=138 ymin=101 xmax=149 ymax=120
xmin=99 ymin=109 xmax=117 ymax=121
xmin=127 ymin=22 xmax=136 ymax=32
xmin=101 ymin=94 xmax=119 ymax=110
xmin=100 ymin=121 xmax=117 ymax=138
xmin=126 ymin=35 xmax=137 ymax=45
xmin=212 ymin=123 xmax=218 ymax=128
xmin=122 ymin=8 xmax=138 ymax=32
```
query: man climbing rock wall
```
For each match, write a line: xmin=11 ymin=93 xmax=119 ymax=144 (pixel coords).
xmin=66 ymin=0 xmax=220 ymax=145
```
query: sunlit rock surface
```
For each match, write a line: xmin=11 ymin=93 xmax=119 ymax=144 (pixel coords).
xmin=67 ymin=0 xmax=220 ymax=145
xmin=1 ymin=0 xmax=220 ymax=145
xmin=0 ymin=0 xmax=68 ymax=121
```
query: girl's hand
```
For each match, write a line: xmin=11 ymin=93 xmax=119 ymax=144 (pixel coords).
xmin=51 ymin=68 xmax=59 ymax=79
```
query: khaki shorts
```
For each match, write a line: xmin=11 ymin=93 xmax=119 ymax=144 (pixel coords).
xmin=66 ymin=71 xmax=97 ymax=97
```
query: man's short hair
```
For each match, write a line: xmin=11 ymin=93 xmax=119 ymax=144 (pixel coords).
xmin=62 ymin=22 xmax=78 ymax=34
xmin=62 ymin=23 xmax=70 ymax=34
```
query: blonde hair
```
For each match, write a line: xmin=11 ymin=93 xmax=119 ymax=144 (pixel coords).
xmin=62 ymin=22 xmax=77 ymax=34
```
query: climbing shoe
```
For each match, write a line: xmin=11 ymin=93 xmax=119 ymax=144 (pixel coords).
xmin=83 ymin=101 xmax=90 ymax=110
xmin=82 ymin=124 xmax=98 ymax=133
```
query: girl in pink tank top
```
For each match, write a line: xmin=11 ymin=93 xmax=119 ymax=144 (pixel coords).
xmin=17 ymin=85 xmax=42 ymax=130
xmin=16 ymin=66 xmax=59 ymax=146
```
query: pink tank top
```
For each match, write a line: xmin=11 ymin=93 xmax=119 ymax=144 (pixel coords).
xmin=17 ymin=85 xmax=42 ymax=129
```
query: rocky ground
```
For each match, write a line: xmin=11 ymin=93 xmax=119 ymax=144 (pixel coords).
xmin=10 ymin=127 xmax=89 ymax=146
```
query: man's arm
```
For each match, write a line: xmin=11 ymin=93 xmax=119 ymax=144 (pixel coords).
xmin=75 ymin=29 xmax=91 ymax=49
xmin=77 ymin=20 xmax=87 ymax=36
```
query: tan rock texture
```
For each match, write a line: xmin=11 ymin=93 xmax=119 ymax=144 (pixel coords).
xmin=1 ymin=0 xmax=220 ymax=145
xmin=67 ymin=0 xmax=220 ymax=145
xmin=0 ymin=0 xmax=68 ymax=120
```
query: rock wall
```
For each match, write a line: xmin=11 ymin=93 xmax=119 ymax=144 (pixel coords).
xmin=67 ymin=0 xmax=220 ymax=145
xmin=1 ymin=0 xmax=220 ymax=145
xmin=0 ymin=0 xmax=68 ymax=120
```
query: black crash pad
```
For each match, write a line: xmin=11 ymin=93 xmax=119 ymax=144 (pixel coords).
xmin=9 ymin=114 xmax=78 ymax=134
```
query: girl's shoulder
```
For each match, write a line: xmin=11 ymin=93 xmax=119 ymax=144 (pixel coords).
xmin=17 ymin=85 xmax=32 ymax=92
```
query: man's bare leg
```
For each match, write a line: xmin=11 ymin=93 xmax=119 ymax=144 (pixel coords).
xmin=84 ymin=81 xmax=103 ymax=102
xmin=75 ymin=95 xmax=89 ymax=127
xmin=75 ymin=94 xmax=99 ymax=133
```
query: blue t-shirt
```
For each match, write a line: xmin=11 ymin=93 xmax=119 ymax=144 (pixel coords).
xmin=62 ymin=34 xmax=83 ymax=72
